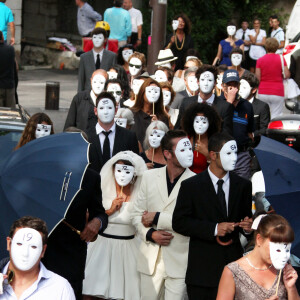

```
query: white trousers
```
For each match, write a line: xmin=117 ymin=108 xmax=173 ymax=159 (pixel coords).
xmin=140 ymin=250 xmax=187 ymax=300
xmin=257 ymin=93 xmax=284 ymax=119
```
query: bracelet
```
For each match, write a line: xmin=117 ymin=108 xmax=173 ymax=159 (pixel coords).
xmin=138 ymin=38 xmax=141 ymax=41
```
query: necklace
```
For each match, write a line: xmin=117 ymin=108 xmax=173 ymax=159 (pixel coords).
xmin=175 ymin=33 xmax=185 ymax=51
xmin=246 ymin=257 xmax=272 ymax=271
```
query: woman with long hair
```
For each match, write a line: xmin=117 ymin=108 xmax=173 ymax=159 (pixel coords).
xmin=108 ymin=64 xmax=131 ymax=100
xmin=117 ymin=44 xmax=135 ymax=74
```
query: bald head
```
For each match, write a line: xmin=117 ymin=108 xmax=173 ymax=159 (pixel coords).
xmin=90 ymin=69 xmax=108 ymax=95
xmin=91 ymin=69 xmax=108 ymax=80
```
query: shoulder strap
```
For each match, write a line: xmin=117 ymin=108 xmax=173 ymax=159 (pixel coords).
xmin=280 ymin=55 xmax=286 ymax=79
xmin=273 ymin=29 xmax=283 ymax=38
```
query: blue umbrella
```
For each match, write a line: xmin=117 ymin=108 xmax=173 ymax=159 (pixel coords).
xmin=0 ymin=132 xmax=89 ymax=259
xmin=254 ymin=136 xmax=300 ymax=257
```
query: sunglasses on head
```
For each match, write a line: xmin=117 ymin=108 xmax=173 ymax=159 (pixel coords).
xmin=129 ymin=63 xmax=142 ymax=68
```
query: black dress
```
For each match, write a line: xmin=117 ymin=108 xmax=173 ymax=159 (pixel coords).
xmin=140 ymin=152 xmax=165 ymax=169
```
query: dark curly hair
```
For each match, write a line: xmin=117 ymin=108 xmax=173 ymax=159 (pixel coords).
xmin=117 ymin=44 xmax=135 ymax=66
xmin=174 ymin=13 xmax=192 ymax=35
xmin=109 ymin=64 xmax=130 ymax=99
xmin=181 ymin=103 xmax=221 ymax=138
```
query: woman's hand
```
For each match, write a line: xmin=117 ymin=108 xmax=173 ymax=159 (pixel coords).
xmin=283 ymin=264 xmax=298 ymax=289
xmin=150 ymin=114 xmax=158 ymax=122
xmin=146 ymin=162 xmax=154 ymax=169
xmin=107 ymin=197 xmax=124 ymax=215
xmin=195 ymin=141 xmax=208 ymax=156
xmin=170 ymin=35 xmax=175 ymax=44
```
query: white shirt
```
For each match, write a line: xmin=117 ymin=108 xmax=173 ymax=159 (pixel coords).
xmin=90 ymin=90 xmax=97 ymax=106
xmin=128 ymin=7 xmax=143 ymax=33
xmin=0 ymin=262 xmax=75 ymax=300
xmin=186 ymin=87 xmax=193 ymax=97
xmin=198 ymin=93 xmax=215 ymax=105
xmin=96 ymin=122 xmax=116 ymax=157
xmin=235 ymin=28 xmax=251 ymax=51
xmin=92 ymin=48 xmax=104 ymax=64
xmin=271 ymin=27 xmax=285 ymax=54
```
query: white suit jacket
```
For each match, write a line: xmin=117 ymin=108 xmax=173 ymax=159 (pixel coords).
xmin=131 ymin=166 xmax=195 ymax=278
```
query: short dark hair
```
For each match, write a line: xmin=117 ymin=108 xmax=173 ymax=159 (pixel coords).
xmin=157 ymin=66 xmax=174 ymax=82
xmin=109 ymin=64 xmax=131 ymax=99
xmin=9 ymin=216 xmax=48 ymax=245
xmin=161 ymin=130 xmax=187 ymax=152
xmin=114 ymin=0 xmax=123 ymax=7
xmin=96 ymin=91 xmax=117 ymax=108
xmin=208 ymin=132 xmax=235 ymax=153
xmin=271 ymin=14 xmax=279 ymax=21
xmin=217 ymin=64 xmax=228 ymax=74
xmin=91 ymin=27 xmax=107 ymax=39
xmin=227 ymin=21 xmax=237 ymax=27
xmin=104 ymin=78 xmax=123 ymax=91
xmin=196 ymin=64 xmax=218 ymax=81
xmin=241 ymin=72 xmax=259 ymax=89
xmin=230 ymin=47 xmax=243 ymax=57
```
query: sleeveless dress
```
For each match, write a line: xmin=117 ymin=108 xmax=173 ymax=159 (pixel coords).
xmin=227 ymin=262 xmax=287 ymax=300
xmin=82 ymin=201 xmax=140 ymax=300
xmin=220 ymin=39 xmax=244 ymax=66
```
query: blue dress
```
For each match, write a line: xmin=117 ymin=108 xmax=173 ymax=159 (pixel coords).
xmin=220 ymin=39 xmax=244 ymax=66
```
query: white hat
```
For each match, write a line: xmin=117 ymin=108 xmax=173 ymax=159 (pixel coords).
xmin=155 ymin=49 xmax=178 ymax=66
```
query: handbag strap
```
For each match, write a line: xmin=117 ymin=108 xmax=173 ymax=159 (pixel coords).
xmin=280 ymin=54 xmax=286 ymax=79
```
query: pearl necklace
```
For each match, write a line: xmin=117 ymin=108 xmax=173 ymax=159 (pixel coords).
xmin=245 ymin=257 xmax=273 ymax=271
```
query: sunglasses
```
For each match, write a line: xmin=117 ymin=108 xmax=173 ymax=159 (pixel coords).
xmin=129 ymin=63 xmax=142 ymax=68
xmin=108 ymin=91 xmax=122 ymax=96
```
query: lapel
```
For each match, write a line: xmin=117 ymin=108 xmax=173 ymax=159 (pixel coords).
xmin=112 ymin=125 xmax=122 ymax=155
xmin=91 ymin=129 xmax=103 ymax=166
xmin=228 ymin=172 xmax=239 ymax=218
xmin=101 ymin=50 xmax=108 ymax=69
xmin=88 ymin=51 xmax=96 ymax=71
xmin=156 ymin=166 xmax=169 ymax=204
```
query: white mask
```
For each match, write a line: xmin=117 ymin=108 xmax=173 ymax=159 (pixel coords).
xmin=193 ymin=116 xmax=209 ymax=135
xmin=115 ymin=117 xmax=127 ymax=128
xmin=217 ymin=74 xmax=223 ymax=90
xmin=97 ymin=98 xmax=115 ymax=123
xmin=219 ymin=140 xmax=238 ymax=171
xmin=145 ymin=86 xmax=161 ymax=103
xmin=129 ymin=57 xmax=142 ymax=76
xmin=92 ymin=34 xmax=105 ymax=48
xmin=122 ymin=49 xmax=133 ymax=62
xmin=231 ymin=53 xmax=243 ymax=67
xmin=155 ymin=70 xmax=168 ymax=83
xmin=114 ymin=164 xmax=135 ymax=186
xmin=270 ymin=242 xmax=292 ymax=270
xmin=159 ymin=62 xmax=172 ymax=68
xmin=92 ymin=74 xmax=106 ymax=95
xmin=199 ymin=71 xmax=215 ymax=94
xmin=187 ymin=75 xmax=199 ymax=92
xmin=132 ymin=79 xmax=144 ymax=95
xmin=11 ymin=228 xmax=43 ymax=271
xmin=35 ymin=124 xmax=51 ymax=139
xmin=239 ymin=79 xmax=252 ymax=100
xmin=175 ymin=138 xmax=193 ymax=168
xmin=107 ymin=83 xmax=122 ymax=103
xmin=227 ymin=25 xmax=236 ymax=36
xmin=149 ymin=129 xmax=165 ymax=148
xmin=163 ymin=90 xmax=172 ymax=106
xmin=172 ymin=20 xmax=179 ymax=31
xmin=107 ymin=71 xmax=118 ymax=80
xmin=186 ymin=56 xmax=198 ymax=61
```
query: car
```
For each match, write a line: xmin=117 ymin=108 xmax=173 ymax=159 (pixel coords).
xmin=0 ymin=105 xmax=29 ymax=166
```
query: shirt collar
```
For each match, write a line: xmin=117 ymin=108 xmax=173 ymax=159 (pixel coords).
xmin=198 ymin=93 xmax=215 ymax=105
xmin=207 ymin=166 xmax=229 ymax=186
xmin=185 ymin=87 xmax=193 ymax=97
xmin=96 ymin=122 xmax=116 ymax=135
xmin=93 ymin=48 xmax=104 ymax=58
xmin=249 ymin=96 xmax=254 ymax=104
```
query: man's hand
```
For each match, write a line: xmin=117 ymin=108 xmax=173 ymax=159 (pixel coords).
xmin=142 ymin=211 xmax=156 ymax=227
xmin=217 ymin=222 xmax=237 ymax=236
xmin=239 ymin=216 xmax=253 ymax=233
xmin=80 ymin=218 xmax=101 ymax=242
xmin=152 ymin=231 xmax=174 ymax=246
xmin=225 ymin=86 xmax=239 ymax=104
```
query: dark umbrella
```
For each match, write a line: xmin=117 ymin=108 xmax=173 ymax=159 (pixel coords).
xmin=0 ymin=132 xmax=89 ymax=258
xmin=254 ymin=136 xmax=300 ymax=257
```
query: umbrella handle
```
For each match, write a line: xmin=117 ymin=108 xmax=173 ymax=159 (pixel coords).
xmin=62 ymin=220 xmax=81 ymax=236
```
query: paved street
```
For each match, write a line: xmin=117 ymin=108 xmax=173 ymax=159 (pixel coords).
xmin=18 ymin=68 xmax=78 ymax=133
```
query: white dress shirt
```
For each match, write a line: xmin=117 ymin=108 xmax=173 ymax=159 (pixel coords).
xmin=96 ymin=122 xmax=116 ymax=157
xmin=235 ymin=28 xmax=251 ymax=51
xmin=92 ymin=48 xmax=104 ymax=64
xmin=128 ymin=7 xmax=143 ymax=33
xmin=198 ymin=93 xmax=215 ymax=106
xmin=0 ymin=262 xmax=75 ymax=300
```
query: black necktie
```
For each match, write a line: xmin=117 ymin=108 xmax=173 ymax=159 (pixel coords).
xmin=242 ymin=31 xmax=245 ymax=40
xmin=95 ymin=54 xmax=100 ymax=69
xmin=102 ymin=130 xmax=111 ymax=164
xmin=217 ymin=179 xmax=227 ymax=217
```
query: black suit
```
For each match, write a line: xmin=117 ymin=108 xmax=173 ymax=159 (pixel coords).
xmin=252 ymin=97 xmax=270 ymax=137
xmin=43 ymin=168 xmax=108 ymax=300
xmin=174 ymin=95 xmax=234 ymax=135
xmin=172 ymin=170 xmax=252 ymax=299
xmin=88 ymin=124 xmax=139 ymax=173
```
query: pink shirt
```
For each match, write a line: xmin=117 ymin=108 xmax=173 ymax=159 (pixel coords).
xmin=256 ymin=53 xmax=287 ymax=97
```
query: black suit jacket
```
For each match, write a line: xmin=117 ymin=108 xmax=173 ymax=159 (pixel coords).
xmin=252 ymin=97 xmax=270 ymax=137
xmin=174 ymin=95 xmax=234 ymax=135
xmin=88 ymin=124 xmax=139 ymax=172
xmin=172 ymin=170 xmax=252 ymax=288
xmin=43 ymin=168 xmax=108 ymax=282
xmin=171 ymin=89 xmax=189 ymax=109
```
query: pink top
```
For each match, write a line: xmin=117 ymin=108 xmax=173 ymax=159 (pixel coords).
xmin=256 ymin=53 xmax=287 ymax=97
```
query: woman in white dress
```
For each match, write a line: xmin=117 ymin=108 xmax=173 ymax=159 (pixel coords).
xmin=82 ymin=151 xmax=147 ymax=300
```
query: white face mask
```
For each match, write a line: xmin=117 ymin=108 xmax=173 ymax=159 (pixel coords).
xmin=187 ymin=75 xmax=199 ymax=92
xmin=149 ymin=129 xmax=165 ymax=148
xmin=160 ymin=62 xmax=172 ymax=68
xmin=107 ymin=83 xmax=122 ymax=104
xmin=217 ymin=74 xmax=223 ymax=90
xmin=155 ymin=70 xmax=168 ymax=83
xmin=219 ymin=140 xmax=238 ymax=171
xmin=115 ymin=117 xmax=127 ymax=128
xmin=92 ymin=74 xmax=106 ymax=95
xmin=122 ymin=49 xmax=133 ymax=62
xmin=227 ymin=25 xmax=236 ymax=36
xmin=107 ymin=71 xmax=118 ymax=80
xmin=231 ymin=53 xmax=243 ymax=67
xmin=186 ymin=56 xmax=198 ymax=61
xmin=238 ymin=79 xmax=252 ymax=100
xmin=163 ymin=90 xmax=172 ymax=106
xmin=35 ymin=124 xmax=51 ymax=139
xmin=114 ymin=164 xmax=135 ymax=186
xmin=92 ymin=34 xmax=105 ymax=48
xmin=270 ymin=242 xmax=292 ymax=270
xmin=129 ymin=57 xmax=142 ymax=76
xmin=199 ymin=71 xmax=215 ymax=94
xmin=193 ymin=116 xmax=209 ymax=135
xmin=175 ymin=138 xmax=193 ymax=168
xmin=145 ymin=86 xmax=161 ymax=103
xmin=132 ymin=79 xmax=144 ymax=95
xmin=11 ymin=228 xmax=43 ymax=271
xmin=172 ymin=20 xmax=179 ymax=31
xmin=97 ymin=98 xmax=115 ymax=123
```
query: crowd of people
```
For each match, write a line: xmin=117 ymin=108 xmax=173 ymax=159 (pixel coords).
xmin=1 ymin=0 xmax=300 ymax=299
